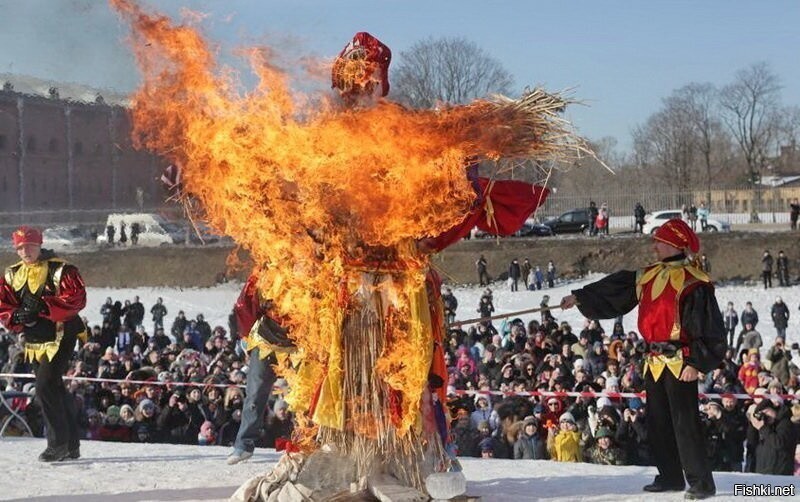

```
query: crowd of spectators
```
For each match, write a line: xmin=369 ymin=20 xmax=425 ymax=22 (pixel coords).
xmin=441 ymin=287 xmax=800 ymax=475
xmin=1 ymin=287 xmax=799 ymax=476
xmin=0 ymin=296 xmax=293 ymax=450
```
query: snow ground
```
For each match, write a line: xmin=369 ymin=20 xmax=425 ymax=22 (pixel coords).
xmin=2 ymin=279 xmax=798 ymax=500
xmin=83 ymin=277 xmax=800 ymax=351
xmin=0 ymin=437 xmax=796 ymax=501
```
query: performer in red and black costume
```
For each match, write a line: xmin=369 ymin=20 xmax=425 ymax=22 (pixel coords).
xmin=0 ymin=226 xmax=87 ymax=462
xmin=560 ymin=218 xmax=726 ymax=500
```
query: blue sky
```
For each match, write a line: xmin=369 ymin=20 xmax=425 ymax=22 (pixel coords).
xmin=0 ymin=0 xmax=798 ymax=152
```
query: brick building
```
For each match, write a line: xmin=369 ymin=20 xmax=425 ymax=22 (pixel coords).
xmin=0 ymin=77 xmax=165 ymax=228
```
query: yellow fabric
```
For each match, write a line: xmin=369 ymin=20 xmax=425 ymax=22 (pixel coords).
xmin=643 ymin=352 xmax=684 ymax=382
xmin=636 ymin=259 xmax=709 ymax=302
xmin=24 ymin=322 xmax=64 ymax=363
xmin=548 ymin=430 xmax=582 ymax=462
xmin=10 ymin=260 xmax=50 ymax=293
xmin=243 ymin=318 xmax=299 ymax=359
xmin=309 ymin=301 xmax=345 ymax=430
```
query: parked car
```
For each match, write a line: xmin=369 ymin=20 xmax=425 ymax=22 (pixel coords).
xmin=642 ymin=210 xmax=731 ymax=234
xmin=96 ymin=213 xmax=175 ymax=247
xmin=42 ymin=226 xmax=94 ymax=249
xmin=472 ymin=219 xmax=553 ymax=239
xmin=543 ymin=208 xmax=592 ymax=235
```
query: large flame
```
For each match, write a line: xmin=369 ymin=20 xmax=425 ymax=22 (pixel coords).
xmin=111 ymin=0 xmax=583 ymax=442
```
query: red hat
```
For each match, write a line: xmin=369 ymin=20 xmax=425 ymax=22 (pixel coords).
xmin=654 ymin=219 xmax=699 ymax=254
xmin=332 ymin=32 xmax=392 ymax=98
xmin=12 ymin=226 xmax=43 ymax=248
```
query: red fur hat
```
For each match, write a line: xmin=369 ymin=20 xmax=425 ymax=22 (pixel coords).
xmin=12 ymin=226 xmax=43 ymax=248
xmin=653 ymin=218 xmax=699 ymax=253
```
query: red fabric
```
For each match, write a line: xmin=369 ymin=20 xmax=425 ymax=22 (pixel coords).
xmin=425 ymin=269 xmax=448 ymax=406
xmin=0 ymin=279 xmax=22 ymax=332
xmin=275 ymin=437 xmax=300 ymax=453
xmin=42 ymin=266 xmax=86 ymax=323
xmin=654 ymin=218 xmax=699 ymax=253
xmin=427 ymin=178 xmax=549 ymax=252
xmin=12 ymin=226 xmax=42 ymax=248
xmin=234 ymin=275 xmax=261 ymax=340
xmin=637 ymin=268 xmax=705 ymax=350
xmin=0 ymin=262 xmax=86 ymax=332
xmin=333 ymin=32 xmax=392 ymax=97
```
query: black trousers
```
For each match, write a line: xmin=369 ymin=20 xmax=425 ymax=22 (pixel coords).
xmin=34 ymin=329 xmax=80 ymax=450
xmin=645 ymin=368 xmax=715 ymax=492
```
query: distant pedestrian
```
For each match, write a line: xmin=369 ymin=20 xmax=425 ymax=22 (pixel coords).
xmin=588 ymin=201 xmax=599 ymax=236
xmin=634 ymin=203 xmax=646 ymax=234
xmin=546 ymin=260 xmax=556 ymax=288
xmin=789 ymin=198 xmax=799 ymax=230
xmin=533 ymin=266 xmax=544 ymax=291
xmin=761 ymin=250 xmax=773 ymax=289
xmin=508 ymin=259 xmax=521 ymax=292
xmin=130 ymin=222 xmax=141 ymax=246
xmin=722 ymin=302 xmax=738 ymax=348
xmin=119 ymin=222 xmax=128 ymax=245
xmin=697 ymin=202 xmax=709 ymax=232
xmin=476 ymin=254 xmax=489 ymax=286
xmin=770 ymin=297 xmax=789 ymax=339
xmin=106 ymin=225 xmax=115 ymax=246
xmin=776 ymin=250 xmax=789 ymax=287
xmin=688 ymin=203 xmax=698 ymax=231
xmin=521 ymin=258 xmax=532 ymax=289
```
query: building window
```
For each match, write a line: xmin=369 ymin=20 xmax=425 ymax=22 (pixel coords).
xmin=26 ymin=136 xmax=37 ymax=153
xmin=74 ymin=141 xmax=83 ymax=155
xmin=48 ymin=138 xmax=59 ymax=153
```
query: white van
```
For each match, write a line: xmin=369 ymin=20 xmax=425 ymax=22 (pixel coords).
xmin=96 ymin=213 xmax=176 ymax=247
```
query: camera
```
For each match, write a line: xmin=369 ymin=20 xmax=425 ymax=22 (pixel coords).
xmin=753 ymin=410 xmax=763 ymax=420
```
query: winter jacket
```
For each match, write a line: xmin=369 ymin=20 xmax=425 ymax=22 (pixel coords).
xmin=514 ymin=432 xmax=547 ymax=459
xmin=615 ymin=416 xmax=650 ymax=466
xmin=723 ymin=309 xmax=738 ymax=332
xmin=547 ymin=430 xmax=582 ymax=462
xmin=771 ymin=302 xmax=789 ymax=329
xmin=737 ymin=362 xmax=761 ymax=394
xmin=765 ymin=345 xmax=793 ymax=386
xmin=740 ymin=309 xmax=759 ymax=328
xmin=755 ymin=406 xmax=797 ymax=475
xmin=586 ymin=444 xmax=625 ymax=465
xmin=762 ymin=254 xmax=774 ymax=273
xmin=739 ymin=330 xmax=763 ymax=352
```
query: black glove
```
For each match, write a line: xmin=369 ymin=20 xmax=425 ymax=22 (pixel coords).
xmin=21 ymin=292 xmax=47 ymax=315
xmin=11 ymin=309 xmax=36 ymax=325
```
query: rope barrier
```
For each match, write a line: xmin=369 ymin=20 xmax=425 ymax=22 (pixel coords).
xmin=2 ymin=373 xmax=794 ymax=402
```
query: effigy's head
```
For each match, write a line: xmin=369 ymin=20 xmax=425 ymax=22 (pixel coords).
xmin=331 ymin=32 xmax=391 ymax=101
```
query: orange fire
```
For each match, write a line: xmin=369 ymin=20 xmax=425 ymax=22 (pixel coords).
xmin=110 ymin=0 xmax=578 ymax=440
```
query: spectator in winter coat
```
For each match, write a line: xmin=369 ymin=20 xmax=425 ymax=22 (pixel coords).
xmin=749 ymin=400 xmax=797 ymax=475
xmin=514 ymin=418 xmax=546 ymax=459
xmin=634 ymin=203 xmax=646 ymax=233
xmin=722 ymin=302 xmax=738 ymax=349
xmin=770 ymin=297 xmax=790 ymax=339
xmin=99 ymin=405 xmax=131 ymax=442
xmin=158 ymin=390 xmax=205 ymax=444
xmin=441 ymin=288 xmax=458 ymax=325
xmin=132 ymin=399 xmax=159 ymax=443
xmin=217 ymin=408 xmax=242 ymax=447
xmin=790 ymin=198 xmax=800 ymax=230
xmin=719 ymin=396 xmax=747 ymax=472
xmin=737 ymin=350 xmax=761 ymax=394
xmin=195 ymin=314 xmax=212 ymax=344
xmin=171 ymin=311 xmax=188 ymax=339
xmin=476 ymin=254 xmax=489 ymax=286
xmin=697 ymin=202 xmax=709 ymax=231
xmin=470 ymin=395 xmax=494 ymax=431
xmin=546 ymin=261 xmax=556 ymax=288
xmin=616 ymin=399 xmax=649 ymax=466
xmin=765 ymin=337 xmax=793 ymax=386
xmin=585 ymin=342 xmax=608 ymax=378
xmin=740 ymin=302 xmax=759 ymax=329
xmin=547 ymin=412 xmax=582 ymax=462
xmin=701 ymin=402 xmax=727 ymax=471
xmin=776 ymin=250 xmax=790 ymax=286
xmin=586 ymin=426 xmax=625 ymax=465
xmin=533 ymin=266 xmax=544 ymax=290
xmin=508 ymin=259 xmax=521 ymax=291
xmin=761 ymin=250 xmax=774 ymax=289
xmin=198 ymin=420 xmax=217 ymax=445
xmin=736 ymin=322 xmax=762 ymax=356
xmin=150 ymin=297 xmax=168 ymax=332
xmin=521 ymin=259 xmax=532 ymax=289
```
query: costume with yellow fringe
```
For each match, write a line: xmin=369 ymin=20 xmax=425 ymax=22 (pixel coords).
xmin=0 ymin=250 xmax=87 ymax=362
xmin=570 ymin=218 xmax=726 ymax=497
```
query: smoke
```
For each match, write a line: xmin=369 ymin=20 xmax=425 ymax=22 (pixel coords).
xmin=0 ymin=0 xmax=223 ymax=93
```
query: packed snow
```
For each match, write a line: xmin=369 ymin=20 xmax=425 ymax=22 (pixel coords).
xmin=0 ymin=437 xmax=796 ymax=501
xmin=2 ymin=277 xmax=798 ymax=501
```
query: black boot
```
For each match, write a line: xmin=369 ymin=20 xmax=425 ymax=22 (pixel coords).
xmin=684 ymin=484 xmax=716 ymax=499
xmin=68 ymin=443 xmax=81 ymax=460
xmin=38 ymin=445 xmax=70 ymax=462
xmin=643 ymin=476 xmax=685 ymax=492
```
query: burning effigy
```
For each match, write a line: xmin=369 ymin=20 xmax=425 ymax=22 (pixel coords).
xmin=111 ymin=1 xmax=594 ymax=500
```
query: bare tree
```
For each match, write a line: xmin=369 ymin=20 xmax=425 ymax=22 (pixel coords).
xmin=719 ymin=62 xmax=782 ymax=221
xmin=392 ymin=37 xmax=513 ymax=108
xmin=672 ymin=83 xmax=728 ymax=205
